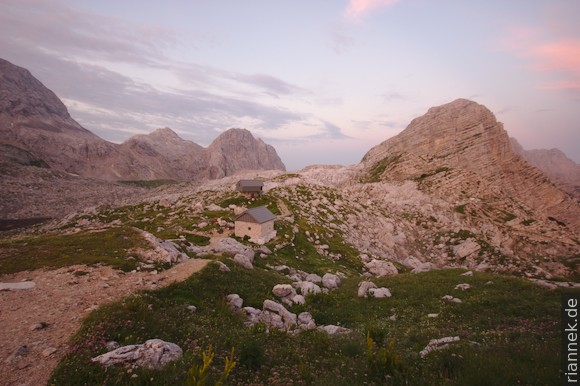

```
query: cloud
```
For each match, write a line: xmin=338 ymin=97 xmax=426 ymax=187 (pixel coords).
xmin=0 ymin=0 xmax=317 ymax=145
xmin=319 ymin=121 xmax=352 ymax=139
xmin=500 ymin=26 xmax=580 ymax=93
xmin=0 ymin=0 xmax=175 ymax=67
xmin=232 ymin=73 xmax=308 ymax=98
xmin=344 ymin=0 xmax=400 ymax=21
xmin=330 ymin=25 xmax=354 ymax=54
xmin=494 ymin=107 xmax=513 ymax=116
xmin=379 ymin=92 xmax=405 ymax=102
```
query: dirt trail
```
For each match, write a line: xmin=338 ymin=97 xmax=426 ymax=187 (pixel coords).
xmin=277 ymin=199 xmax=292 ymax=218
xmin=0 ymin=258 xmax=210 ymax=386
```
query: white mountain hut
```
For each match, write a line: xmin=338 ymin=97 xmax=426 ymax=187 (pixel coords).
xmin=234 ymin=206 xmax=276 ymax=244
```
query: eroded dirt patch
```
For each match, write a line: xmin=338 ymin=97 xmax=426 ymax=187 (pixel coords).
xmin=0 ymin=258 xmax=209 ymax=386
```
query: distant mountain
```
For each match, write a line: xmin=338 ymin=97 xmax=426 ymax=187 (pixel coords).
xmin=207 ymin=128 xmax=286 ymax=179
xmin=0 ymin=58 xmax=286 ymax=181
xmin=510 ymin=138 xmax=580 ymax=201
xmin=360 ymin=98 xmax=579 ymax=233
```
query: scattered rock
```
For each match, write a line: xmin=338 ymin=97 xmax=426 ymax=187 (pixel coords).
xmin=442 ymin=295 xmax=462 ymax=304
xmin=297 ymin=312 xmax=316 ymax=330
xmin=427 ymin=313 xmax=439 ymax=318
xmin=368 ymin=287 xmax=392 ymax=298
xmin=259 ymin=311 xmax=285 ymax=330
xmin=411 ymin=263 xmax=435 ymax=274
xmin=0 ymin=281 xmax=36 ymax=291
xmin=30 ymin=322 xmax=49 ymax=331
xmin=217 ymin=261 xmax=231 ymax=272
xmin=305 ymin=273 xmax=322 ymax=283
xmin=319 ymin=325 xmax=351 ymax=335
xmin=242 ymin=307 xmax=262 ymax=325
xmin=226 ymin=294 xmax=243 ymax=311
xmin=453 ymin=239 xmax=481 ymax=259
xmin=272 ymin=284 xmax=295 ymax=298
xmin=403 ymin=256 xmax=435 ymax=273
xmin=187 ymin=305 xmax=197 ymax=313
xmin=358 ymin=281 xmax=377 ymax=298
xmin=292 ymin=294 xmax=306 ymax=305
xmin=233 ymin=253 xmax=253 ymax=269
xmin=454 ymin=283 xmax=471 ymax=291
xmin=420 ymin=336 xmax=460 ymax=357
xmin=42 ymin=347 xmax=57 ymax=357
xmin=137 ymin=230 xmax=189 ymax=264
xmin=322 ymin=273 xmax=341 ymax=289
xmin=206 ymin=204 xmax=223 ymax=211
xmin=201 ymin=237 xmax=254 ymax=259
xmin=460 ymin=271 xmax=473 ymax=277
xmin=262 ymin=300 xmax=297 ymax=328
xmin=106 ymin=341 xmax=120 ymax=351
xmin=365 ymin=259 xmax=398 ymax=277
xmin=294 ymin=281 xmax=322 ymax=296
xmin=5 ymin=345 xmax=29 ymax=368
xmin=256 ymin=246 xmax=272 ymax=255
xmin=92 ymin=339 xmax=183 ymax=369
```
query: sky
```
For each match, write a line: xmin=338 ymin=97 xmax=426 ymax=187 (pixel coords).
xmin=1 ymin=0 xmax=579 ymax=170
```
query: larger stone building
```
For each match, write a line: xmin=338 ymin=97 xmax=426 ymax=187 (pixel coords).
xmin=236 ymin=179 xmax=264 ymax=197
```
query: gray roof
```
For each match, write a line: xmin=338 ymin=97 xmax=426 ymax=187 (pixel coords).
xmin=236 ymin=206 xmax=276 ymax=224
xmin=238 ymin=179 xmax=263 ymax=187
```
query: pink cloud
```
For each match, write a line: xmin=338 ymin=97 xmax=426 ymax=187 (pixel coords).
xmin=501 ymin=27 xmax=580 ymax=92
xmin=344 ymin=0 xmax=400 ymax=21
xmin=531 ymin=40 xmax=580 ymax=74
xmin=539 ymin=81 xmax=580 ymax=91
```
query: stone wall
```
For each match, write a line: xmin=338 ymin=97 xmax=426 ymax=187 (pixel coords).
xmin=235 ymin=220 xmax=274 ymax=241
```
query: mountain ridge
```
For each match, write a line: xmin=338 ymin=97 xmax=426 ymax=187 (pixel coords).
xmin=0 ymin=58 xmax=286 ymax=181
xmin=510 ymin=137 xmax=580 ymax=200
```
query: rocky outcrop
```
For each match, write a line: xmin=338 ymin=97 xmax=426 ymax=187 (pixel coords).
xmin=361 ymin=98 xmax=580 ymax=233
xmin=91 ymin=339 xmax=183 ymax=369
xmin=510 ymin=137 xmax=580 ymax=200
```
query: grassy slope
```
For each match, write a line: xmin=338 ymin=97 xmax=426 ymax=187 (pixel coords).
xmin=49 ymin=262 xmax=575 ymax=385
xmin=0 ymin=227 xmax=145 ymax=274
xmin=1 ymin=185 xmax=575 ymax=384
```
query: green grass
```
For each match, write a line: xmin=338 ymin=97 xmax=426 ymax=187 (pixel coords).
xmin=415 ymin=167 xmax=451 ymax=183
xmin=49 ymin=265 xmax=575 ymax=385
xmin=454 ymin=204 xmax=466 ymax=214
xmin=118 ymin=179 xmax=178 ymax=188
xmin=364 ymin=154 xmax=402 ymax=183
xmin=0 ymin=227 xmax=145 ymax=274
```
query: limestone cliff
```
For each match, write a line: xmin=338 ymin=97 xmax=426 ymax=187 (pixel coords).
xmin=361 ymin=98 xmax=580 ymax=233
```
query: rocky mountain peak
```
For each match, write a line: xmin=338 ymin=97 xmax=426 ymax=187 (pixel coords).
xmin=361 ymin=98 xmax=579 ymax=233
xmin=206 ymin=128 xmax=286 ymax=179
xmin=215 ymin=127 xmax=253 ymax=139
xmin=148 ymin=127 xmax=182 ymax=140
xmin=363 ymin=98 xmax=513 ymax=176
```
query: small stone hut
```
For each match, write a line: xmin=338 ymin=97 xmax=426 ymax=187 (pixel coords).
xmin=236 ymin=179 xmax=263 ymax=197
xmin=235 ymin=206 xmax=276 ymax=244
